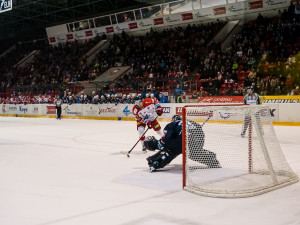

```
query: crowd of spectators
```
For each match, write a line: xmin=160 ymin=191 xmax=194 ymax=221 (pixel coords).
xmin=98 ymin=20 xmax=225 ymax=92
xmin=189 ymin=10 xmax=300 ymax=98
xmin=0 ymin=88 xmax=170 ymax=105
xmin=0 ymin=4 xmax=299 ymax=101
xmin=92 ymin=10 xmax=299 ymax=99
xmin=0 ymin=34 xmax=106 ymax=96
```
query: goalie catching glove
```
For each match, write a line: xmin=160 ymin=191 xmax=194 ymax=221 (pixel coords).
xmin=144 ymin=136 xmax=165 ymax=151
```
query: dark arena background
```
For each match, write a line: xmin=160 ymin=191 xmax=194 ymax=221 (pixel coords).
xmin=0 ymin=0 xmax=300 ymax=225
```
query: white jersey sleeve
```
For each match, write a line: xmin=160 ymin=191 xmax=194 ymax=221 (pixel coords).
xmin=138 ymin=104 xmax=158 ymax=123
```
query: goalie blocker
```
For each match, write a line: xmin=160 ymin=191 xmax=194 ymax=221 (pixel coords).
xmin=144 ymin=115 xmax=220 ymax=171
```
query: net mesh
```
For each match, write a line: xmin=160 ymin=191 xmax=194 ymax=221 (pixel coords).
xmin=183 ymin=105 xmax=298 ymax=198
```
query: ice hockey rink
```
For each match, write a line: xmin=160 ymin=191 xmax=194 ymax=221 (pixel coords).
xmin=0 ymin=117 xmax=299 ymax=225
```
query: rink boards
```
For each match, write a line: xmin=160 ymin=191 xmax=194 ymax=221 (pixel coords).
xmin=0 ymin=103 xmax=300 ymax=126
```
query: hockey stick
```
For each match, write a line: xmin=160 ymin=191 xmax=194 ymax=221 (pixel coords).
xmin=124 ymin=126 xmax=151 ymax=158
xmin=123 ymin=115 xmax=159 ymax=157
xmin=106 ymin=102 xmax=118 ymax=109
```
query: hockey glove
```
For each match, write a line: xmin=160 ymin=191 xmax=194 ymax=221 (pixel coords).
xmin=156 ymin=107 xmax=163 ymax=116
xmin=157 ymin=140 xmax=165 ymax=150
xmin=147 ymin=121 xmax=153 ymax=129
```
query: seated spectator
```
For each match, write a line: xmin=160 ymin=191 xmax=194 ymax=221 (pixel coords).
xmin=206 ymin=81 xmax=216 ymax=96
xmin=158 ymin=93 xmax=169 ymax=103
xmin=174 ymin=84 xmax=183 ymax=101
xmin=289 ymin=86 xmax=299 ymax=95
xmin=176 ymin=93 xmax=184 ymax=103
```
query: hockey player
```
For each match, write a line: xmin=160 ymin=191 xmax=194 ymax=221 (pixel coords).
xmin=241 ymin=87 xmax=262 ymax=137
xmin=92 ymin=95 xmax=100 ymax=104
xmin=99 ymin=95 xmax=107 ymax=104
xmin=111 ymin=94 xmax=119 ymax=105
xmin=132 ymin=98 xmax=164 ymax=151
xmin=106 ymin=94 xmax=113 ymax=103
xmin=120 ymin=94 xmax=128 ymax=104
xmin=144 ymin=114 xmax=220 ymax=171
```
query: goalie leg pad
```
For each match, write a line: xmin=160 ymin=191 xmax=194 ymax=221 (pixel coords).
xmin=146 ymin=149 xmax=177 ymax=170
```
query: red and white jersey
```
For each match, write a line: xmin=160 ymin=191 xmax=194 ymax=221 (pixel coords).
xmin=138 ymin=103 xmax=158 ymax=123
xmin=132 ymin=104 xmax=143 ymax=122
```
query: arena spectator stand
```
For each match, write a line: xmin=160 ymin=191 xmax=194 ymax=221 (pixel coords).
xmin=0 ymin=9 xmax=299 ymax=104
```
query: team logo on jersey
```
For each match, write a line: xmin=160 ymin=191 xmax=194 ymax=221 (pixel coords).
xmin=123 ymin=106 xmax=132 ymax=116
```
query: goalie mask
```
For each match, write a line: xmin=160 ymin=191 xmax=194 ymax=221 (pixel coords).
xmin=171 ymin=114 xmax=182 ymax=123
xmin=144 ymin=136 xmax=158 ymax=151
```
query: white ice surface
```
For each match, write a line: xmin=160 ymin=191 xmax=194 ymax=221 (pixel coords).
xmin=0 ymin=117 xmax=299 ymax=225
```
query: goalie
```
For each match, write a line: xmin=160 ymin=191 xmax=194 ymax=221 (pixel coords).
xmin=144 ymin=114 xmax=220 ymax=172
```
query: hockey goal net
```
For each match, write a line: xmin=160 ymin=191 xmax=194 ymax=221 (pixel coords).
xmin=182 ymin=104 xmax=298 ymax=198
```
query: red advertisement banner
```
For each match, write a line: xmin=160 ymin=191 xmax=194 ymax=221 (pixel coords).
xmin=66 ymin=34 xmax=74 ymax=40
xmin=213 ymin=7 xmax=226 ymax=15
xmin=181 ymin=13 xmax=193 ymax=21
xmin=49 ymin=37 xmax=56 ymax=43
xmin=153 ymin=18 xmax=164 ymax=25
xmin=105 ymin=26 xmax=114 ymax=33
xmin=176 ymin=107 xmax=184 ymax=116
xmin=128 ymin=22 xmax=138 ymax=29
xmin=249 ymin=0 xmax=263 ymax=9
xmin=197 ymin=96 xmax=244 ymax=103
xmin=85 ymin=30 xmax=93 ymax=37
xmin=46 ymin=106 xmax=56 ymax=114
